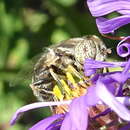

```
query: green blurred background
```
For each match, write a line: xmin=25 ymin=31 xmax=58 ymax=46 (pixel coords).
xmin=0 ymin=0 xmax=123 ymax=130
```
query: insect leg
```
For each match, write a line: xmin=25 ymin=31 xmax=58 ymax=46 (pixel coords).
xmin=30 ymin=82 xmax=54 ymax=95
xmin=67 ymin=65 xmax=89 ymax=81
xmin=67 ymin=65 xmax=90 ymax=87
xmin=49 ymin=68 xmax=73 ymax=100
xmin=49 ymin=68 xmax=65 ymax=94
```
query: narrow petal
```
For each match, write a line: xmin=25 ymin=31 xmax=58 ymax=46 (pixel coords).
xmin=60 ymin=113 xmax=73 ymax=130
xmin=96 ymin=78 xmax=130 ymax=121
xmin=69 ymin=96 xmax=88 ymax=130
xmin=10 ymin=101 xmax=71 ymax=125
xmin=96 ymin=15 xmax=130 ymax=34
xmin=109 ymin=58 xmax=130 ymax=83
xmin=117 ymin=43 xmax=130 ymax=57
xmin=87 ymin=0 xmax=130 ymax=17
xmin=117 ymin=36 xmax=130 ymax=57
xmin=84 ymin=68 xmax=96 ymax=76
xmin=84 ymin=59 xmax=127 ymax=69
xmin=29 ymin=114 xmax=64 ymax=130
xmin=84 ymin=59 xmax=127 ymax=76
xmin=85 ymin=86 xmax=100 ymax=106
xmin=118 ymin=10 xmax=130 ymax=15
xmin=108 ymin=73 xmax=124 ymax=83
xmin=99 ymin=76 xmax=117 ymax=94
xmin=46 ymin=119 xmax=63 ymax=130
xmin=122 ymin=58 xmax=130 ymax=75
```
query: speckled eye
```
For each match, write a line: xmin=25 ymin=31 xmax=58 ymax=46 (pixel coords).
xmin=74 ymin=35 xmax=108 ymax=64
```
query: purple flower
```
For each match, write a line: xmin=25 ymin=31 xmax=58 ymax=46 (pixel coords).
xmin=87 ymin=0 xmax=130 ymax=34
xmin=10 ymin=58 xmax=130 ymax=129
xmin=10 ymin=82 xmax=130 ymax=129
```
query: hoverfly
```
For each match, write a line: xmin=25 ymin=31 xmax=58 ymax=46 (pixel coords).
xmin=30 ymin=35 xmax=110 ymax=103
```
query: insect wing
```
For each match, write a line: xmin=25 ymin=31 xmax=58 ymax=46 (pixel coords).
xmin=10 ymin=53 xmax=43 ymax=87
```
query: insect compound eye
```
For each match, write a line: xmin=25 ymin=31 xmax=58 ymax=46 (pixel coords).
xmin=74 ymin=35 xmax=108 ymax=64
xmin=74 ymin=36 xmax=97 ymax=64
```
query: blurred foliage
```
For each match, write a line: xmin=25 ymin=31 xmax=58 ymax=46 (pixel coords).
xmin=1 ymin=0 xmax=129 ymax=130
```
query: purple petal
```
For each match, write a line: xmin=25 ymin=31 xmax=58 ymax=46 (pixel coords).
xmin=84 ymin=68 xmax=96 ymax=76
xmin=100 ymin=76 xmax=117 ymax=94
xmin=118 ymin=10 xmax=130 ymax=15
xmin=110 ymin=58 xmax=130 ymax=83
xmin=108 ymin=72 xmax=124 ymax=83
xmin=96 ymin=78 xmax=130 ymax=121
xmin=84 ymin=59 xmax=127 ymax=69
xmin=10 ymin=101 xmax=71 ymax=125
xmin=60 ymin=113 xmax=73 ymax=130
xmin=122 ymin=58 xmax=130 ymax=75
xmin=96 ymin=15 xmax=130 ymax=34
xmin=69 ymin=96 xmax=88 ymax=130
xmin=87 ymin=0 xmax=130 ymax=33
xmin=84 ymin=59 xmax=127 ymax=76
xmin=116 ymin=97 xmax=130 ymax=106
xmin=87 ymin=0 xmax=130 ymax=17
xmin=117 ymin=36 xmax=130 ymax=57
xmin=85 ymin=86 xmax=100 ymax=106
xmin=91 ymin=74 xmax=100 ymax=83
xmin=29 ymin=114 xmax=64 ymax=130
xmin=46 ymin=119 xmax=63 ymax=130
xmin=117 ymin=43 xmax=130 ymax=57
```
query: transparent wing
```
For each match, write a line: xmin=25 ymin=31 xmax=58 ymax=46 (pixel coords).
xmin=10 ymin=53 xmax=43 ymax=87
